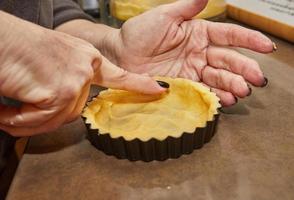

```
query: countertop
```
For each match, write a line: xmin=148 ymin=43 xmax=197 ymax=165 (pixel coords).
xmin=6 ymin=22 xmax=294 ymax=200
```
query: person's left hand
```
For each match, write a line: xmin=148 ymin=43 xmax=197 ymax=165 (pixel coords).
xmin=99 ymin=0 xmax=274 ymax=106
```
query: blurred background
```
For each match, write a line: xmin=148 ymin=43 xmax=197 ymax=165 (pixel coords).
xmin=78 ymin=0 xmax=293 ymax=42
xmin=79 ymin=0 xmax=226 ymax=24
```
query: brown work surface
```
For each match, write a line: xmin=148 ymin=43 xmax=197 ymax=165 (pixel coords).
xmin=6 ymin=28 xmax=294 ymax=200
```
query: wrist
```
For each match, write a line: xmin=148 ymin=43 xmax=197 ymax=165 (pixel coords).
xmin=55 ymin=20 xmax=115 ymax=49
xmin=98 ymin=27 xmax=122 ymax=65
xmin=55 ymin=19 xmax=121 ymax=64
xmin=0 ymin=11 xmax=46 ymax=66
xmin=0 ymin=11 xmax=18 ymax=55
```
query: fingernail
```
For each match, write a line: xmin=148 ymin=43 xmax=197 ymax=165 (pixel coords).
xmin=261 ymin=77 xmax=268 ymax=87
xmin=157 ymin=81 xmax=170 ymax=89
xmin=247 ymin=85 xmax=252 ymax=96
xmin=273 ymin=42 xmax=277 ymax=51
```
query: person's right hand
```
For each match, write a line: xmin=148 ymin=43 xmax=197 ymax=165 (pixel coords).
xmin=0 ymin=11 xmax=165 ymax=137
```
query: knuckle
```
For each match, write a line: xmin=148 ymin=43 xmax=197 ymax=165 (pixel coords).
xmin=247 ymin=60 xmax=259 ymax=74
xmin=241 ymin=58 xmax=259 ymax=74
xmin=234 ymin=75 xmax=245 ymax=83
xmin=89 ymin=48 xmax=102 ymax=61
xmin=39 ymin=91 xmax=59 ymax=107
xmin=114 ymin=69 xmax=129 ymax=82
xmin=223 ymin=53 xmax=233 ymax=69
xmin=200 ymin=66 xmax=210 ymax=81
xmin=216 ymin=70 xmax=225 ymax=88
xmin=227 ymin=26 xmax=236 ymax=45
xmin=247 ymin=58 xmax=259 ymax=68
xmin=115 ymin=70 xmax=130 ymax=89
xmin=91 ymin=57 xmax=102 ymax=73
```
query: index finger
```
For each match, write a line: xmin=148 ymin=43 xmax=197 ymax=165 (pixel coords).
xmin=206 ymin=22 xmax=274 ymax=53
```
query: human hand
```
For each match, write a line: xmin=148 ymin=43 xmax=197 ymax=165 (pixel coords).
xmin=100 ymin=0 xmax=274 ymax=106
xmin=0 ymin=12 xmax=165 ymax=136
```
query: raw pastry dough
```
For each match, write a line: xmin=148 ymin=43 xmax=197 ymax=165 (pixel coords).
xmin=83 ymin=77 xmax=220 ymax=141
xmin=110 ymin=0 xmax=226 ymax=21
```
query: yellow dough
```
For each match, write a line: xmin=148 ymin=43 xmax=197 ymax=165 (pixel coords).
xmin=83 ymin=77 xmax=220 ymax=141
xmin=110 ymin=0 xmax=226 ymax=21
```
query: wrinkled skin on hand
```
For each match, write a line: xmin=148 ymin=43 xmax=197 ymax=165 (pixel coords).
xmin=0 ymin=12 xmax=165 ymax=136
xmin=0 ymin=27 xmax=100 ymax=136
xmin=101 ymin=0 xmax=273 ymax=106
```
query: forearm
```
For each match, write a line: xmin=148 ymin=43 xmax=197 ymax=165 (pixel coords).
xmin=0 ymin=11 xmax=14 ymax=39
xmin=0 ymin=11 xmax=46 ymax=61
xmin=55 ymin=19 xmax=118 ymax=56
xmin=0 ymin=11 xmax=25 ymax=54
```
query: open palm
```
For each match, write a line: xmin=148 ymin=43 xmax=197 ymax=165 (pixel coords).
xmin=102 ymin=0 xmax=273 ymax=106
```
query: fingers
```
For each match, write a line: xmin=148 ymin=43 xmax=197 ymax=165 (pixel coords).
xmin=207 ymin=46 xmax=267 ymax=86
xmin=202 ymin=66 xmax=251 ymax=98
xmin=0 ymin=86 xmax=83 ymax=135
xmin=0 ymin=104 xmax=56 ymax=127
xmin=211 ymin=88 xmax=237 ymax=107
xmin=0 ymin=93 xmax=87 ymax=136
xmin=206 ymin=22 xmax=274 ymax=53
xmin=0 ymin=114 xmax=67 ymax=137
xmin=0 ymin=100 xmax=75 ymax=127
xmin=92 ymin=56 xmax=166 ymax=94
xmin=65 ymin=83 xmax=91 ymax=123
xmin=0 ymin=109 xmax=65 ymax=137
xmin=162 ymin=0 xmax=208 ymax=20
xmin=0 ymin=100 xmax=76 ymax=136
xmin=202 ymin=83 xmax=237 ymax=107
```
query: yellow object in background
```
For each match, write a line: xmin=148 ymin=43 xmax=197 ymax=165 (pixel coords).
xmin=110 ymin=0 xmax=226 ymax=21
xmin=195 ymin=0 xmax=226 ymax=19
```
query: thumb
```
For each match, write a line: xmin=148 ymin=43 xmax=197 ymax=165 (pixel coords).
xmin=92 ymin=56 xmax=166 ymax=94
xmin=165 ymin=0 xmax=208 ymax=20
